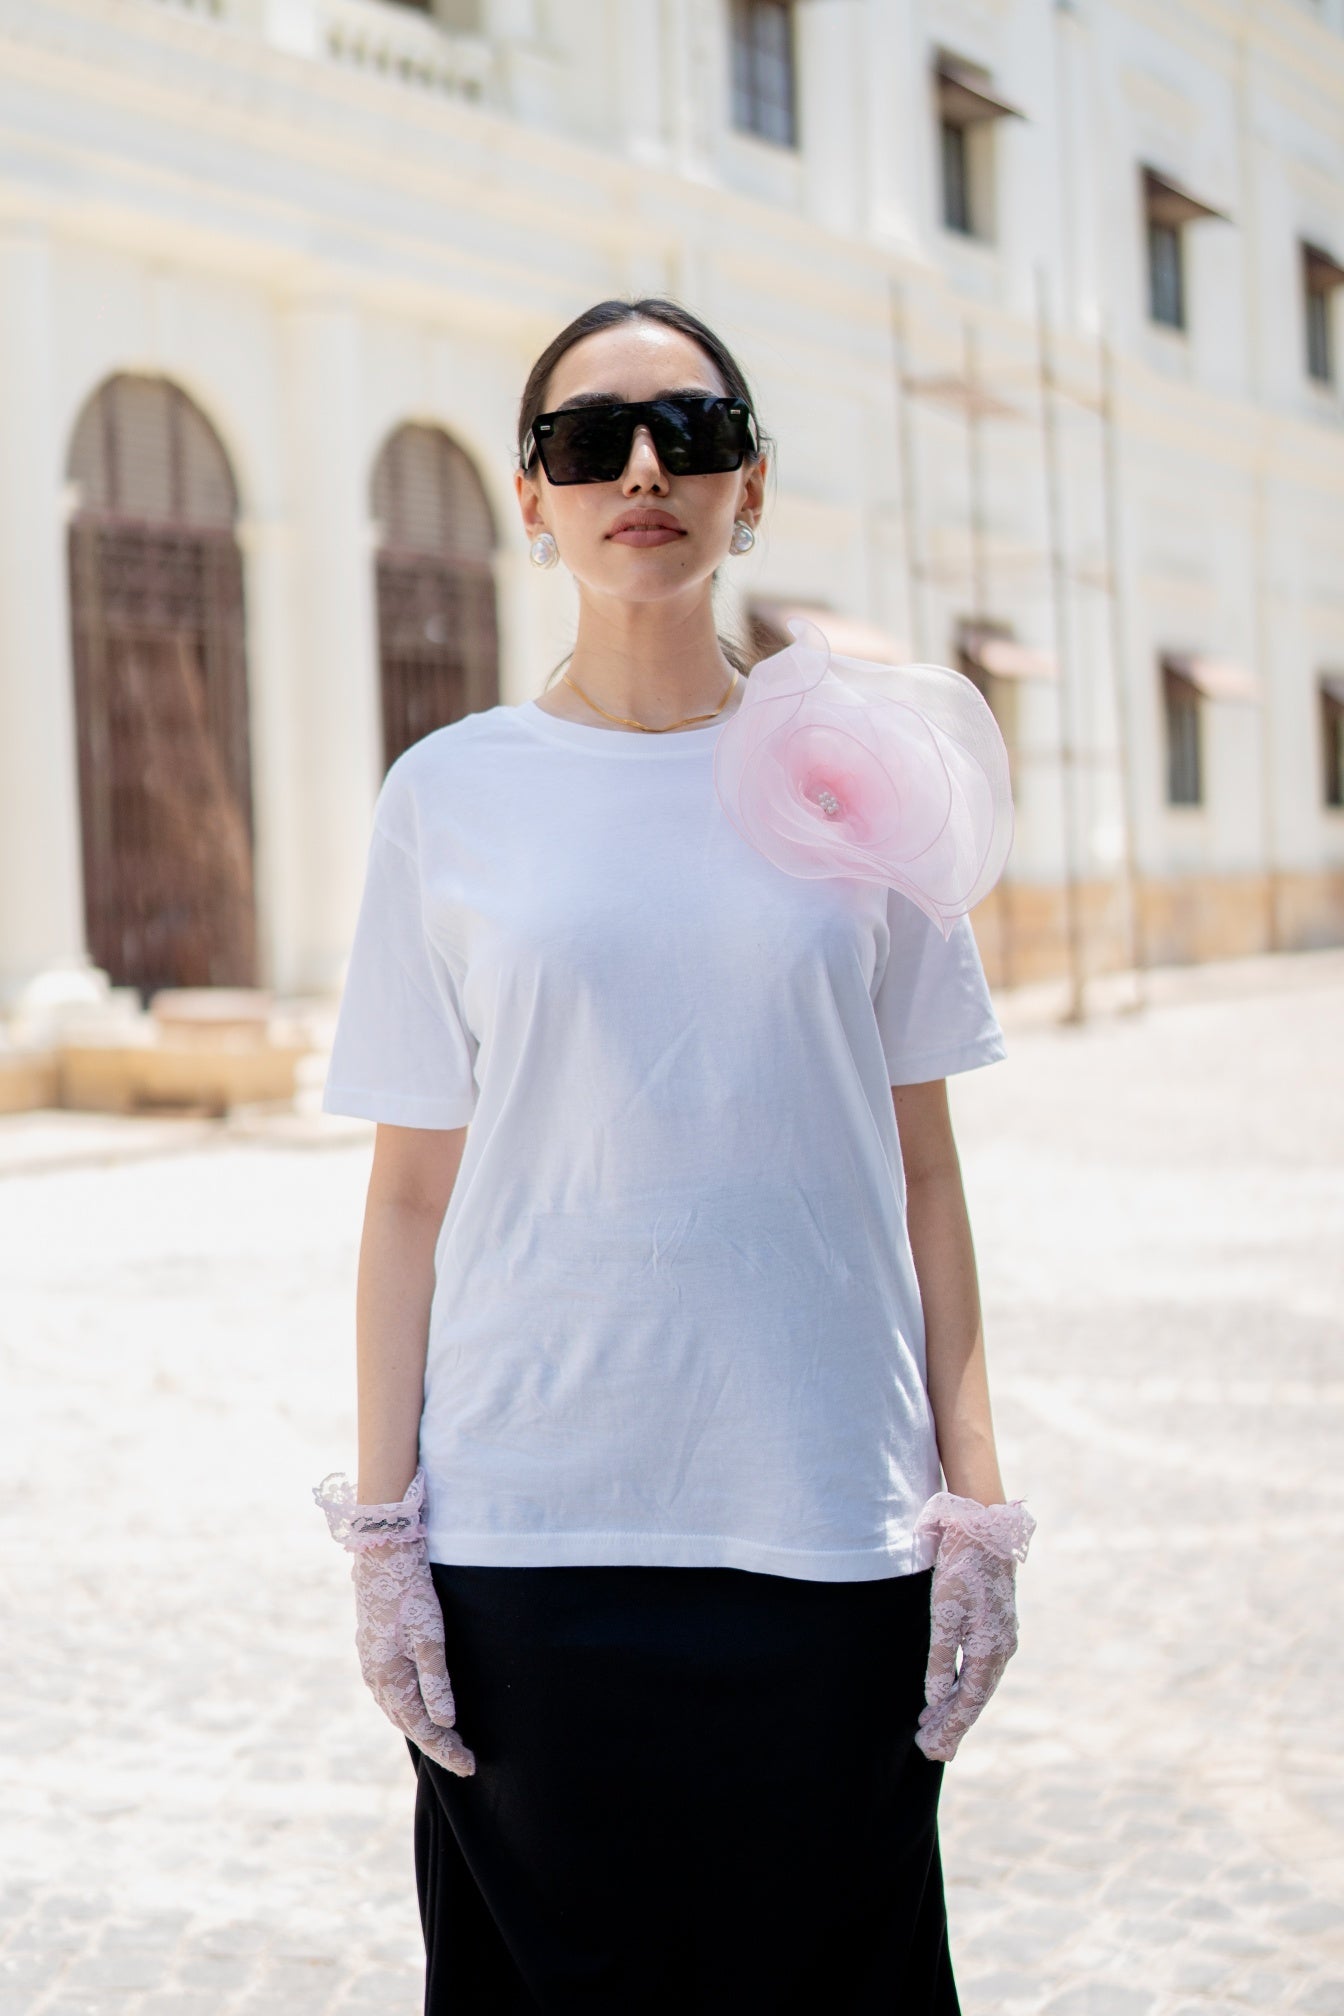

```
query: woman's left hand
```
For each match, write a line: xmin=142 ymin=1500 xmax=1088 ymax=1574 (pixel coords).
xmin=912 ymin=1492 xmax=1036 ymax=1763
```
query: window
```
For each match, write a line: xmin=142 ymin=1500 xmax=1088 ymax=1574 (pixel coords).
xmin=954 ymin=647 xmax=1017 ymax=756
xmin=730 ymin=0 xmax=796 ymax=148
xmin=941 ymin=120 xmax=971 ymax=234
xmin=1161 ymin=661 xmax=1202 ymax=806
xmin=1302 ymin=243 xmax=1344 ymax=385
xmin=933 ymin=54 xmax=1024 ymax=243
xmin=952 ymin=619 xmax=1051 ymax=776
xmin=429 ymin=0 xmax=485 ymax=25
xmin=1306 ymin=287 xmax=1331 ymax=383
xmin=1321 ymin=676 xmax=1344 ymax=808
xmin=1142 ymin=167 xmax=1230 ymax=334
xmin=1148 ymin=218 xmax=1183 ymax=328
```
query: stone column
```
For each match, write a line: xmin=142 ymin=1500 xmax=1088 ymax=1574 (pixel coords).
xmin=280 ymin=295 xmax=383 ymax=996
xmin=617 ymin=0 xmax=670 ymax=169
xmin=862 ymin=0 xmax=923 ymax=250
xmin=0 ymin=222 xmax=106 ymax=1026
xmin=795 ymin=0 xmax=864 ymax=236
xmin=667 ymin=0 xmax=717 ymax=183
xmin=234 ymin=514 xmax=300 ymax=998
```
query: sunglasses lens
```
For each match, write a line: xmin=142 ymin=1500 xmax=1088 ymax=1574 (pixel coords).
xmin=534 ymin=397 xmax=753 ymax=484
xmin=539 ymin=408 xmax=630 ymax=484
xmin=654 ymin=399 xmax=746 ymax=474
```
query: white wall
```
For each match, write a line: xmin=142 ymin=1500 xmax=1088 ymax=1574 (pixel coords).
xmin=0 ymin=0 xmax=1339 ymax=1006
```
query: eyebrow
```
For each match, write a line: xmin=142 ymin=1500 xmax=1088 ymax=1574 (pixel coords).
xmin=548 ymin=387 xmax=721 ymax=414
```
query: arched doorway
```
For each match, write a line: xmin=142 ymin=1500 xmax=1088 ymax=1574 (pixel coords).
xmin=66 ymin=374 xmax=257 ymax=1000
xmin=371 ymin=423 xmax=499 ymax=769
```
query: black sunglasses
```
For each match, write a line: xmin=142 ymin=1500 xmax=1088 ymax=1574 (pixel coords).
xmin=522 ymin=394 xmax=759 ymax=485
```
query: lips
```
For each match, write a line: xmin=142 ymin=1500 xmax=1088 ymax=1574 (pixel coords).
xmin=606 ymin=512 xmax=685 ymax=544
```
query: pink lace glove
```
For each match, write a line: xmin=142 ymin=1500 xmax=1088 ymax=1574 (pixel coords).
xmin=912 ymin=1491 xmax=1036 ymax=1763
xmin=312 ymin=1466 xmax=476 ymax=1778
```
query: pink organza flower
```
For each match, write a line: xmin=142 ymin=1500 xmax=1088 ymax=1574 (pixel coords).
xmin=713 ymin=616 xmax=1014 ymax=937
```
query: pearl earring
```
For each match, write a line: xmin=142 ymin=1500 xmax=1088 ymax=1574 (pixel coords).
xmin=729 ymin=518 xmax=756 ymax=556
xmin=529 ymin=531 xmax=559 ymax=570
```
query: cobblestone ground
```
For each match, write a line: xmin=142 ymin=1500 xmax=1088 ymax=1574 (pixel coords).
xmin=1 ymin=948 xmax=1342 ymax=2016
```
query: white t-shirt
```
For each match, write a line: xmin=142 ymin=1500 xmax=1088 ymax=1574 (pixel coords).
xmin=321 ymin=698 xmax=1007 ymax=1580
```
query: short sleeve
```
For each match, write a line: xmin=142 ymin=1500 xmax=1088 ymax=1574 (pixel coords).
xmin=321 ymin=805 xmax=479 ymax=1130
xmin=872 ymin=889 xmax=1006 ymax=1085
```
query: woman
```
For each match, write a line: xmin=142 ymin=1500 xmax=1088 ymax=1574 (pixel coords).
xmin=314 ymin=296 xmax=1035 ymax=2015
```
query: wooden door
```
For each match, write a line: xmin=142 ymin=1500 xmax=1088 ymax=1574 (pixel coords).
xmin=372 ymin=423 xmax=499 ymax=771
xmin=66 ymin=377 xmax=257 ymax=999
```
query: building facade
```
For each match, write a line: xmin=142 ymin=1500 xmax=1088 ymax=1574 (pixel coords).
xmin=0 ymin=0 xmax=1341 ymax=1024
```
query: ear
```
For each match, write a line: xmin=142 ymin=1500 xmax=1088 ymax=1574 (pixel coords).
xmin=514 ymin=463 xmax=549 ymax=540
xmin=737 ymin=449 xmax=768 ymax=526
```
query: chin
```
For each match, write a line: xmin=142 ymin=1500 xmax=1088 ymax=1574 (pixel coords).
xmin=588 ymin=556 xmax=706 ymax=598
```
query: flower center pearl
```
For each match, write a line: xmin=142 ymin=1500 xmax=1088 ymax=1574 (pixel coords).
xmin=814 ymin=787 xmax=842 ymax=817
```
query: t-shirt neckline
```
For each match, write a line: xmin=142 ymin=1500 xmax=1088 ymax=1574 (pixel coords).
xmin=514 ymin=698 xmax=729 ymax=756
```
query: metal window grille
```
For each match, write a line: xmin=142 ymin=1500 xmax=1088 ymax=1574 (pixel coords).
xmin=1148 ymin=220 xmax=1184 ymax=328
xmin=1303 ymin=243 xmax=1344 ymax=384
xmin=1162 ymin=665 xmax=1202 ymax=805
xmin=1306 ymin=286 xmax=1333 ymax=383
xmin=941 ymin=119 xmax=971 ymax=233
xmin=66 ymin=375 xmax=257 ymax=1001
xmin=1306 ymin=289 xmax=1332 ymax=381
xmin=1322 ymin=685 xmax=1344 ymax=808
xmin=730 ymin=0 xmax=796 ymax=147
xmin=371 ymin=424 xmax=499 ymax=771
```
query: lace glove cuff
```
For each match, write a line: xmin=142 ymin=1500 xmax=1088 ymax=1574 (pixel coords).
xmin=312 ymin=1466 xmax=429 ymax=1551
xmin=913 ymin=1490 xmax=1036 ymax=1563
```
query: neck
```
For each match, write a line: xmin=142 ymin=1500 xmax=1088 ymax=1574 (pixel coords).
xmin=559 ymin=591 xmax=741 ymax=724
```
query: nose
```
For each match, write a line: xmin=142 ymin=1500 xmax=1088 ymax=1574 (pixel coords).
xmin=621 ymin=424 xmax=670 ymax=493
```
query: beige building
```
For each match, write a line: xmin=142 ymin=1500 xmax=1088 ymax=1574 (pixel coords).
xmin=0 ymin=0 xmax=1342 ymax=1063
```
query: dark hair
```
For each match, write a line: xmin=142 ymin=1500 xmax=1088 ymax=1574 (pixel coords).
xmin=516 ymin=296 xmax=771 ymax=471
xmin=516 ymin=296 xmax=774 ymax=684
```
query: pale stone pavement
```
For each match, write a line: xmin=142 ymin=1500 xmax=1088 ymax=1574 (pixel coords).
xmin=1 ymin=947 xmax=1342 ymax=2015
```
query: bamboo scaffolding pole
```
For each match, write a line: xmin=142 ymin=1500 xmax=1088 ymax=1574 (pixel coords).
xmin=1098 ymin=329 xmax=1148 ymax=1009
xmin=1035 ymin=264 xmax=1087 ymax=1024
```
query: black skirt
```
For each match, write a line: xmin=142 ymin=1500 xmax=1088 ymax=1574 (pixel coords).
xmin=406 ymin=1560 xmax=960 ymax=2015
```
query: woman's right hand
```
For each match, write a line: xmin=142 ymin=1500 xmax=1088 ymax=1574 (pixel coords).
xmin=314 ymin=1467 xmax=476 ymax=1778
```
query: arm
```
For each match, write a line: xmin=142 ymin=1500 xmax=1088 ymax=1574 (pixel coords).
xmin=312 ymin=1117 xmax=477 ymax=1777
xmin=355 ymin=1120 xmax=468 ymax=1503
xmin=892 ymin=1078 xmax=1005 ymax=1509
xmin=895 ymin=1077 xmax=1035 ymax=1762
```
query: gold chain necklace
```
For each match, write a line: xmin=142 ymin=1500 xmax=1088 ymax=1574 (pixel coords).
xmin=560 ymin=666 xmax=739 ymax=733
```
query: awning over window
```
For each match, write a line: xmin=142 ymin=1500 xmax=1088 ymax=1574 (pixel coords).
xmin=958 ymin=622 xmax=1058 ymax=680
xmin=750 ymin=602 xmax=911 ymax=666
xmin=934 ymin=54 xmax=1026 ymax=126
xmin=1304 ymin=243 xmax=1344 ymax=294
xmin=1161 ymin=651 xmax=1260 ymax=703
xmin=1142 ymin=166 xmax=1232 ymax=229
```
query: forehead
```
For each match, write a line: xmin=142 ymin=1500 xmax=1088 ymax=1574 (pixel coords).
xmin=542 ymin=320 xmax=727 ymax=410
